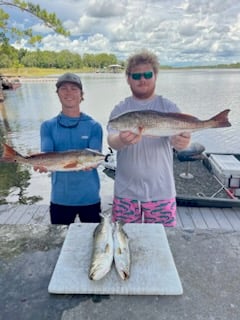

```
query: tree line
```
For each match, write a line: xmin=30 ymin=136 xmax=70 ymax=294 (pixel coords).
xmin=0 ymin=44 xmax=122 ymax=70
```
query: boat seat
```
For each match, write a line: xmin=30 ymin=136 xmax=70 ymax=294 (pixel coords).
xmin=177 ymin=142 xmax=205 ymax=179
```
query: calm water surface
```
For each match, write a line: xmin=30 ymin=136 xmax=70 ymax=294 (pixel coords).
xmin=1 ymin=69 xmax=240 ymax=204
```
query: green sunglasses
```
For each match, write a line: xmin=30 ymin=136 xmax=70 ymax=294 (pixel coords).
xmin=130 ymin=71 xmax=154 ymax=80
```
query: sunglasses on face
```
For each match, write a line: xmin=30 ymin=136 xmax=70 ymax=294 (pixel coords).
xmin=130 ymin=71 xmax=154 ymax=80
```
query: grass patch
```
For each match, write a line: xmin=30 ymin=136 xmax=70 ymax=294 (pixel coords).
xmin=0 ymin=67 xmax=95 ymax=77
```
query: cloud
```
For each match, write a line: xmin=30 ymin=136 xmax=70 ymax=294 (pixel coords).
xmin=7 ymin=0 xmax=240 ymax=66
xmin=86 ymin=0 xmax=126 ymax=18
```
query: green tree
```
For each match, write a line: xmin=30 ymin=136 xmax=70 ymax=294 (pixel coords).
xmin=82 ymin=53 xmax=96 ymax=68
xmin=0 ymin=39 xmax=19 ymax=66
xmin=0 ymin=0 xmax=70 ymax=45
xmin=95 ymin=53 xmax=117 ymax=68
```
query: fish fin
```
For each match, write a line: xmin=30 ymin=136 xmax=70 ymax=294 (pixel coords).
xmin=105 ymin=243 xmax=111 ymax=253
xmin=162 ymin=112 xmax=201 ymax=122
xmin=85 ymin=148 xmax=105 ymax=156
xmin=209 ymin=109 xmax=231 ymax=128
xmin=2 ymin=143 xmax=24 ymax=160
xmin=115 ymin=219 xmax=126 ymax=227
xmin=115 ymin=220 xmax=129 ymax=239
xmin=63 ymin=161 xmax=78 ymax=168
xmin=116 ymin=247 xmax=122 ymax=255
xmin=100 ymin=209 xmax=112 ymax=219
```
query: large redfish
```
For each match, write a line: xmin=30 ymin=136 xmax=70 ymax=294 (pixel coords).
xmin=0 ymin=143 xmax=105 ymax=171
xmin=108 ymin=109 xmax=231 ymax=137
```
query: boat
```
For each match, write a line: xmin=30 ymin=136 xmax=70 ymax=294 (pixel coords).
xmin=0 ymin=76 xmax=21 ymax=90
xmin=103 ymin=144 xmax=240 ymax=208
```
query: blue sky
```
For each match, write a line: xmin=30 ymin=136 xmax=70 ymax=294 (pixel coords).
xmin=3 ymin=0 xmax=240 ymax=66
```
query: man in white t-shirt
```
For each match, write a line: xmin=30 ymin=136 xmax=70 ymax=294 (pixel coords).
xmin=107 ymin=50 xmax=191 ymax=227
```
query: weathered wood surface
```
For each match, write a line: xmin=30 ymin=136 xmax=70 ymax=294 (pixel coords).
xmin=0 ymin=204 xmax=240 ymax=230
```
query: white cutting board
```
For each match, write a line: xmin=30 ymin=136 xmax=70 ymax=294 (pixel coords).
xmin=48 ymin=223 xmax=183 ymax=295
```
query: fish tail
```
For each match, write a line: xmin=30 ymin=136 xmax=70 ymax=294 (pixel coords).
xmin=2 ymin=143 xmax=21 ymax=159
xmin=100 ymin=208 xmax=112 ymax=219
xmin=210 ymin=109 xmax=231 ymax=128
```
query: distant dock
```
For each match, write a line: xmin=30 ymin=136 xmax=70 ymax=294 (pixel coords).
xmin=20 ymin=77 xmax=58 ymax=83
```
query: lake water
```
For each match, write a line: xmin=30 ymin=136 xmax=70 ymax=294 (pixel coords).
xmin=1 ymin=69 xmax=240 ymax=205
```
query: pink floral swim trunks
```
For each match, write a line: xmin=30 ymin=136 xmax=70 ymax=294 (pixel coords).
xmin=112 ymin=196 xmax=177 ymax=227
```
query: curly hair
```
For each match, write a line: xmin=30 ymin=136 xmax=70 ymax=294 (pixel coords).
xmin=125 ymin=49 xmax=160 ymax=76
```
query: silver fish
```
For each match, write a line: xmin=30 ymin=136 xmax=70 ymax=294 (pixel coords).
xmin=108 ymin=109 xmax=231 ymax=137
xmin=1 ymin=143 xmax=105 ymax=171
xmin=88 ymin=213 xmax=114 ymax=281
xmin=113 ymin=221 xmax=131 ymax=280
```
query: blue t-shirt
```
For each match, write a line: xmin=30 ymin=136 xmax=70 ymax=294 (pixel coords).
xmin=41 ymin=112 xmax=103 ymax=206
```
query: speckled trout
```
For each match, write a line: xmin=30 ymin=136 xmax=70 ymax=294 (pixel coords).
xmin=113 ymin=221 xmax=131 ymax=280
xmin=88 ymin=213 xmax=114 ymax=281
xmin=0 ymin=143 xmax=105 ymax=171
xmin=108 ymin=109 xmax=231 ymax=137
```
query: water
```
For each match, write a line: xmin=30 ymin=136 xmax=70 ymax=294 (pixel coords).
xmin=1 ymin=69 xmax=240 ymax=204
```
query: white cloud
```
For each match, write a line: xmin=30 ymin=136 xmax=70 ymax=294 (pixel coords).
xmin=6 ymin=0 xmax=240 ymax=66
xmin=86 ymin=0 xmax=126 ymax=18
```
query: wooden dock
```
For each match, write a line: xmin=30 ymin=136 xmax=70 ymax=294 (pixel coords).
xmin=0 ymin=204 xmax=240 ymax=230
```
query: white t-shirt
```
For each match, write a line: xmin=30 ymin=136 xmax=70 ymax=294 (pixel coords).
xmin=107 ymin=95 xmax=180 ymax=201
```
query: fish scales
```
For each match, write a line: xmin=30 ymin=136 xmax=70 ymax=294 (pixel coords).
xmin=109 ymin=109 xmax=231 ymax=137
xmin=88 ymin=213 xmax=114 ymax=281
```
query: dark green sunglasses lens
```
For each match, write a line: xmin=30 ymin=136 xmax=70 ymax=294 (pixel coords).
xmin=131 ymin=73 xmax=141 ymax=80
xmin=131 ymin=71 xmax=153 ymax=80
xmin=144 ymin=71 xmax=153 ymax=79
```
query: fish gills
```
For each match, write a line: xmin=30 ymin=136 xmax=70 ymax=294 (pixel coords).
xmin=113 ymin=221 xmax=131 ymax=280
xmin=88 ymin=214 xmax=114 ymax=281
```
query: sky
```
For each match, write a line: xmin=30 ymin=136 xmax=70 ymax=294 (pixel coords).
xmin=4 ymin=0 xmax=240 ymax=66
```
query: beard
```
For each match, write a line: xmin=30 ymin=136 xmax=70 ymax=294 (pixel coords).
xmin=131 ymin=84 xmax=156 ymax=100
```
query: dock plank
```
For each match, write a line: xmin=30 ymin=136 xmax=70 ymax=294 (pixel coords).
xmin=176 ymin=208 xmax=183 ymax=228
xmin=200 ymin=207 xmax=220 ymax=229
xmin=211 ymin=208 xmax=234 ymax=230
xmin=17 ymin=205 xmax=40 ymax=224
xmin=4 ymin=205 xmax=28 ymax=224
xmin=0 ymin=205 xmax=12 ymax=223
xmin=0 ymin=204 xmax=240 ymax=230
xmin=191 ymin=207 xmax=208 ymax=229
xmin=32 ymin=205 xmax=50 ymax=224
xmin=222 ymin=208 xmax=240 ymax=231
xmin=177 ymin=207 xmax=195 ymax=229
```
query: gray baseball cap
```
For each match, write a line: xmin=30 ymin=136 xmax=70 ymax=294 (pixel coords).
xmin=56 ymin=73 xmax=82 ymax=89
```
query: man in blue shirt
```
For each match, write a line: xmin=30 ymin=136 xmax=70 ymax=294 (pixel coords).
xmin=37 ymin=73 xmax=103 ymax=224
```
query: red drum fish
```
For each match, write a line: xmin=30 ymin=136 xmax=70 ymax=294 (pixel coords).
xmin=108 ymin=109 xmax=231 ymax=137
xmin=0 ymin=143 xmax=105 ymax=171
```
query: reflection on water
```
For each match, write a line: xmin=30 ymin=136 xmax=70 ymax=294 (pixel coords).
xmin=0 ymin=70 xmax=240 ymax=204
xmin=0 ymin=162 xmax=42 ymax=205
